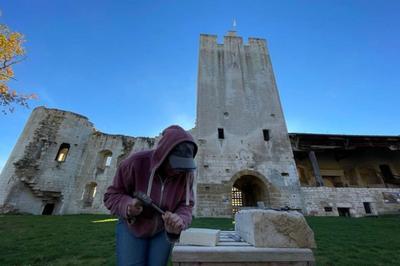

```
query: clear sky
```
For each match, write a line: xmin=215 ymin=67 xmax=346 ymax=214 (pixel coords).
xmin=1 ymin=0 xmax=400 ymax=172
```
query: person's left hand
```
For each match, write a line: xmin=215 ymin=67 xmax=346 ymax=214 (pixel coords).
xmin=162 ymin=211 xmax=185 ymax=234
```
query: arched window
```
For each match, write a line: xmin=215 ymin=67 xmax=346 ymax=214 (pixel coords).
xmin=82 ymin=182 xmax=97 ymax=207
xmin=55 ymin=143 xmax=70 ymax=162
xmin=98 ymin=150 xmax=113 ymax=169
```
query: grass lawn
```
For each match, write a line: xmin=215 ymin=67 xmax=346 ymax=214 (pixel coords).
xmin=0 ymin=214 xmax=399 ymax=265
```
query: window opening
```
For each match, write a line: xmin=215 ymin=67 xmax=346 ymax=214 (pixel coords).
xmin=98 ymin=150 xmax=113 ymax=169
xmin=262 ymin=129 xmax=270 ymax=141
xmin=55 ymin=143 xmax=70 ymax=162
xmin=218 ymin=128 xmax=224 ymax=139
xmin=105 ymin=155 xmax=112 ymax=167
xmin=83 ymin=182 xmax=97 ymax=207
xmin=337 ymin=207 xmax=350 ymax=217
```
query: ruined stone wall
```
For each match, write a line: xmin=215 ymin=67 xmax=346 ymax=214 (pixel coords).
xmin=302 ymin=187 xmax=400 ymax=217
xmin=296 ymin=149 xmax=400 ymax=187
xmin=0 ymin=107 xmax=94 ymax=214
xmin=194 ymin=33 xmax=302 ymax=217
xmin=0 ymin=106 xmax=158 ymax=215
xmin=64 ymin=133 xmax=156 ymax=214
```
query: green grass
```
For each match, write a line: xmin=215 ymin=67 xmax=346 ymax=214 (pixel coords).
xmin=0 ymin=214 xmax=116 ymax=266
xmin=306 ymin=215 xmax=400 ymax=265
xmin=0 ymin=214 xmax=399 ymax=265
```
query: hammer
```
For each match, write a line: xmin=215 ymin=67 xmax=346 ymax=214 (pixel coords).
xmin=133 ymin=191 xmax=165 ymax=215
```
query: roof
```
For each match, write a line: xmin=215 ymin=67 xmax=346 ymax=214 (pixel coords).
xmin=289 ymin=133 xmax=400 ymax=151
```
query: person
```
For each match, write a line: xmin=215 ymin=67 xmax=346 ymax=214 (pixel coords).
xmin=103 ymin=125 xmax=197 ymax=266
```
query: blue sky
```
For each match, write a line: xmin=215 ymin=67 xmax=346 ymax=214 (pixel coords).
xmin=1 ymin=0 xmax=400 ymax=172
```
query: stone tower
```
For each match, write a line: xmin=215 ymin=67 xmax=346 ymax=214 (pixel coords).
xmin=0 ymin=107 xmax=94 ymax=214
xmin=194 ymin=31 xmax=303 ymax=217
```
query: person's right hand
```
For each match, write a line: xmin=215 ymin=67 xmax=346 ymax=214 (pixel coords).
xmin=127 ymin=198 xmax=143 ymax=217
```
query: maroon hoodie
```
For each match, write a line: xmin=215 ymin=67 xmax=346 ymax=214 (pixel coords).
xmin=103 ymin=125 xmax=198 ymax=238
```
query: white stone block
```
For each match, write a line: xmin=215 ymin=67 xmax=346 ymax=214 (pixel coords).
xmin=179 ymin=228 xmax=220 ymax=246
xmin=235 ymin=209 xmax=316 ymax=248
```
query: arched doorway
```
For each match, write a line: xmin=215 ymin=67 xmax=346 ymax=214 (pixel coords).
xmin=231 ymin=170 xmax=270 ymax=214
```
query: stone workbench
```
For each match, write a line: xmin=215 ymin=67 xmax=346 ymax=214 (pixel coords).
xmin=172 ymin=231 xmax=315 ymax=266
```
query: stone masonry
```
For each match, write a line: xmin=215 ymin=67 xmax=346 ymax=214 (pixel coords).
xmin=194 ymin=32 xmax=303 ymax=217
xmin=0 ymin=107 xmax=156 ymax=215
xmin=302 ymin=187 xmax=400 ymax=217
xmin=0 ymin=31 xmax=399 ymax=217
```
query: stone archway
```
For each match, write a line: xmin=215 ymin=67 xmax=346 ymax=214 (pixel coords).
xmin=230 ymin=170 xmax=272 ymax=214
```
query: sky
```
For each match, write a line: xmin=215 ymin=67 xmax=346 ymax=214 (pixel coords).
xmin=1 ymin=0 xmax=400 ymax=172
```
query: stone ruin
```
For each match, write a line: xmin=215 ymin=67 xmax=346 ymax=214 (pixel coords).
xmin=1 ymin=31 xmax=399 ymax=218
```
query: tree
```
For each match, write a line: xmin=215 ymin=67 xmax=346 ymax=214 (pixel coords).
xmin=0 ymin=23 xmax=36 ymax=114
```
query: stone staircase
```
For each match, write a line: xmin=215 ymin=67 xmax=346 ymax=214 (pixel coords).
xmin=20 ymin=177 xmax=62 ymax=202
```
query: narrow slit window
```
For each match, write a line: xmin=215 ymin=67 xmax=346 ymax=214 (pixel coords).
xmin=262 ymin=129 xmax=270 ymax=141
xmin=218 ymin=128 xmax=224 ymax=139
xmin=55 ymin=143 xmax=70 ymax=162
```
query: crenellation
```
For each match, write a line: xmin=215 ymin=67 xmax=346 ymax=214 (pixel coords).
xmin=199 ymin=34 xmax=217 ymax=48
xmin=201 ymin=33 xmax=270 ymax=48
xmin=223 ymin=34 xmax=243 ymax=45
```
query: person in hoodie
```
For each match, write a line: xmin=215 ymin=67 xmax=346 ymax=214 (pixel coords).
xmin=104 ymin=125 xmax=197 ymax=266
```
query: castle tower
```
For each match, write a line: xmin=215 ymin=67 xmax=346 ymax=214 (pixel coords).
xmin=194 ymin=32 xmax=303 ymax=217
xmin=0 ymin=107 xmax=94 ymax=214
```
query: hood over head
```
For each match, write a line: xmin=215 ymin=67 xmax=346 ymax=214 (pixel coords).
xmin=146 ymin=125 xmax=198 ymax=205
xmin=150 ymin=125 xmax=197 ymax=170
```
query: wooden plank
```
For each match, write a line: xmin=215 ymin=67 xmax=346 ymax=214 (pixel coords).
xmin=308 ymin=151 xmax=324 ymax=186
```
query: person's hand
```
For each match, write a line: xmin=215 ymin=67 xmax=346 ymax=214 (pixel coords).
xmin=127 ymin=198 xmax=143 ymax=217
xmin=162 ymin=211 xmax=185 ymax=234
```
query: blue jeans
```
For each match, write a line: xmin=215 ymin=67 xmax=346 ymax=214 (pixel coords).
xmin=116 ymin=219 xmax=173 ymax=266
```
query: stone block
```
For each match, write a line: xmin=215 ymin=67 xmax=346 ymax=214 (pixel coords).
xmin=235 ymin=209 xmax=316 ymax=248
xmin=179 ymin=228 xmax=220 ymax=246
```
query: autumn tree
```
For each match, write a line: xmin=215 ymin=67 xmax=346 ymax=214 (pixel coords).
xmin=0 ymin=23 xmax=35 ymax=114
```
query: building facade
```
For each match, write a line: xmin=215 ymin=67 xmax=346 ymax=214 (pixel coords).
xmin=291 ymin=133 xmax=400 ymax=216
xmin=0 ymin=32 xmax=399 ymax=217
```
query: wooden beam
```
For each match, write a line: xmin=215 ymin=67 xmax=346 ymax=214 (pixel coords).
xmin=308 ymin=151 xmax=324 ymax=187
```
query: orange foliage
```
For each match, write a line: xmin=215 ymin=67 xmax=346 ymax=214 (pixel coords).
xmin=0 ymin=24 xmax=36 ymax=114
